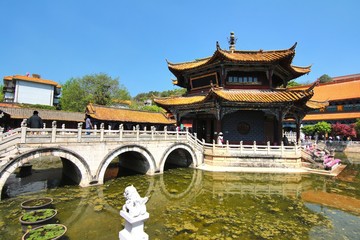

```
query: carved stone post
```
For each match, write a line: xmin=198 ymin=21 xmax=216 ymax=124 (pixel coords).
xmin=119 ymin=124 xmax=123 ymax=141
xmin=77 ymin=123 xmax=83 ymax=142
xmin=119 ymin=185 xmax=149 ymax=240
xmin=21 ymin=119 xmax=27 ymax=143
xmin=100 ymin=123 xmax=105 ymax=141
xmin=51 ymin=121 xmax=57 ymax=143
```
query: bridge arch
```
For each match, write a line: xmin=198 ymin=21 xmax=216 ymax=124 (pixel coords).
xmin=0 ymin=147 xmax=92 ymax=199
xmin=96 ymin=144 xmax=157 ymax=184
xmin=159 ymin=143 xmax=199 ymax=173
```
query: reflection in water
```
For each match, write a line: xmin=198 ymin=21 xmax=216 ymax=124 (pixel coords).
xmin=0 ymin=164 xmax=359 ymax=239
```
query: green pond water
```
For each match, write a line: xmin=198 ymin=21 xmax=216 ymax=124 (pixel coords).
xmin=0 ymin=154 xmax=359 ymax=240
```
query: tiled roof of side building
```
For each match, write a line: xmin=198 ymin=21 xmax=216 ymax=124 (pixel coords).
xmin=290 ymin=74 xmax=360 ymax=102
xmin=4 ymin=75 xmax=61 ymax=88
xmin=86 ymin=104 xmax=175 ymax=124
xmin=0 ymin=107 xmax=84 ymax=122
xmin=303 ymin=112 xmax=360 ymax=121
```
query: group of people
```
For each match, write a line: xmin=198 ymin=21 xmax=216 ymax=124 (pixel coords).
xmin=25 ymin=111 xmax=94 ymax=135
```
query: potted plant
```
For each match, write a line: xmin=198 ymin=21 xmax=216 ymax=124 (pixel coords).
xmin=21 ymin=198 xmax=53 ymax=210
xmin=22 ymin=224 xmax=67 ymax=240
xmin=20 ymin=209 xmax=57 ymax=231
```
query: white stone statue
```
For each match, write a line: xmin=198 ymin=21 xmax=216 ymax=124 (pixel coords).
xmin=122 ymin=185 xmax=148 ymax=218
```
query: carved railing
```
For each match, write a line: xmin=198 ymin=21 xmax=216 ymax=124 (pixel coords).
xmin=0 ymin=121 xmax=301 ymax=158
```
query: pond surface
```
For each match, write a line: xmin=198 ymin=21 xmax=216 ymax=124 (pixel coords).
xmin=0 ymin=154 xmax=359 ymax=240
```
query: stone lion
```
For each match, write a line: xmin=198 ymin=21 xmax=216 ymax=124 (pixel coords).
xmin=122 ymin=185 xmax=148 ymax=218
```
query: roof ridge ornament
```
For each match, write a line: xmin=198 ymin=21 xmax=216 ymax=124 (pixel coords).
xmin=228 ymin=32 xmax=237 ymax=52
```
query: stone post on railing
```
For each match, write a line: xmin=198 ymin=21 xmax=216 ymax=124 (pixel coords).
xmin=100 ymin=123 xmax=105 ymax=141
xmin=281 ymin=141 xmax=284 ymax=155
xmin=94 ymin=125 xmax=98 ymax=136
xmin=151 ymin=126 xmax=155 ymax=140
xmin=253 ymin=141 xmax=257 ymax=153
xmin=61 ymin=124 xmax=65 ymax=135
xmin=119 ymin=124 xmax=123 ymax=141
xmin=267 ymin=141 xmax=271 ymax=154
xmin=136 ymin=125 xmax=140 ymax=141
xmin=108 ymin=125 xmax=112 ymax=135
xmin=77 ymin=123 xmax=83 ymax=142
xmin=21 ymin=119 xmax=27 ymax=143
xmin=119 ymin=185 xmax=149 ymax=240
xmin=240 ymin=141 xmax=243 ymax=153
xmin=51 ymin=121 xmax=57 ymax=143
xmin=164 ymin=126 xmax=167 ymax=140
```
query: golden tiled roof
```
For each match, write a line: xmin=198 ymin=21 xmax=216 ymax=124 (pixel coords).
xmin=86 ymin=103 xmax=175 ymax=124
xmin=211 ymin=88 xmax=312 ymax=103
xmin=305 ymin=100 xmax=329 ymax=109
xmin=154 ymin=95 xmax=206 ymax=107
xmin=292 ymin=77 xmax=360 ymax=102
xmin=167 ymin=43 xmax=311 ymax=73
xmin=303 ymin=112 xmax=360 ymax=121
xmin=4 ymin=75 xmax=61 ymax=87
xmin=154 ymin=87 xmax=313 ymax=107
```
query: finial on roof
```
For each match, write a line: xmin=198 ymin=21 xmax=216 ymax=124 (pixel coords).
xmin=228 ymin=32 xmax=237 ymax=52
xmin=216 ymin=41 xmax=220 ymax=50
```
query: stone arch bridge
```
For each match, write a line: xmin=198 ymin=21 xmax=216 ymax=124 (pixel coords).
xmin=0 ymin=122 xmax=301 ymax=199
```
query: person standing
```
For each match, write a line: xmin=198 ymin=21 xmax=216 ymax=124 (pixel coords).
xmin=85 ymin=114 xmax=93 ymax=135
xmin=217 ymin=132 xmax=224 ymax=146
xmin=27 ymin=111 xmax=43 ymax=128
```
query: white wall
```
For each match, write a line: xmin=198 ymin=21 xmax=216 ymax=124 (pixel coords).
xmin=15 ymin=80 xmax=54 ymax=106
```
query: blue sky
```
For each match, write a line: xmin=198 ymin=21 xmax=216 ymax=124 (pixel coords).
xmin=1 ymin=1 xmax=359 ymax=97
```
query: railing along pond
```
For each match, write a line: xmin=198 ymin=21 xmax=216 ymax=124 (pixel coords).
xmin=0 ymin=120 xmax=302 ymax=158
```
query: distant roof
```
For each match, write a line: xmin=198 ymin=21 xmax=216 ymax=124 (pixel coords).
xmin=86 ymin=103 xmax=175 ymax=125
xmin=4 ymin=75 xmax=61 ymax=88
xmin=290 ymin=73 xmax=360 ymax=102
xmin=0 ymin=104 xmax=84 ymax=122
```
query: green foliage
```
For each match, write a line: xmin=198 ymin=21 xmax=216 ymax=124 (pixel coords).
xmin=286 ymin=80 xmax=302 ymax=87
xmin=133 ymin=88 xmax=185 ymax=102
xmin=60 ymin=73 xmax=130 ymax=112
xmin=301 ymin=125 xmax=315 ymax=136
xmin=21 ymin=209 xmax=56 ymax=223
xmin=355 ymin=119 xmax=360 ymax=137
xmin=318 ymin=74 xmax=333 ymax=83
xmin=0 ymin=84 xmax=3 ymax=101
xmin=314 ymin=121 xmax=331 ymax=134
xmin=24 ymin=224 xmax=66 ymax=240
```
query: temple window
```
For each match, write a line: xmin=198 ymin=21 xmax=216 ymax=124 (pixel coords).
xmin=226 ymin=72 xmax=262 ymax=85
xmin=190 ymin=72 xmax=218 ymax=90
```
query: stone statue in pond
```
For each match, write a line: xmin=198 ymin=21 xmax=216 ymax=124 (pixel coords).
xmin=122 ymin=185 xmax=148 ymax=218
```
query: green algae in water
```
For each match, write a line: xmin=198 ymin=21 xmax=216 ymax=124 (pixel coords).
xmin=23 ymin=224 xmax=66 ymax=240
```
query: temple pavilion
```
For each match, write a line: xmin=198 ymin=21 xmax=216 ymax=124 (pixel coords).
xmin=155 ymin=32 xmax=321 ymax=144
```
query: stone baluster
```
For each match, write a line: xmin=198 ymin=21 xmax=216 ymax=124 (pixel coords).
xmin=94 ymin=125 xmax=98 ymax=135
xmin=151 ymin=126 xmax=154 ymax=140
xmin=253 ymin=141 xmax=257 ymax=153
xmin=51 ymin=121 xmax=57 ymax=143
xmin=136 ymin=125 xmax=140 ymax=141
xmin=21 ymin=119 xmax=27 ymax=143
xmin=108 ymin=125 xmax=111 ymax=135
xmin=119 ymin=124 xmax=123 ymax=141
xmin=240 ymin=141 xmax=243 ymax=153
xmin=77 ymin=122 xmax=83 ymax=142
xmin=267 ymin=141 xmax=271 ymax=154
xmin=281 ymin=141 xmax=284 ymax=155
xmin=61 ymin=124 xmax=65 ymax=135
xmin=164 ymin=126 xmax=167 ymax=140
xmin=100 ymin=123 xmax=105 ymax=141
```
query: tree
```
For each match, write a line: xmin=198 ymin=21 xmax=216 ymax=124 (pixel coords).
xmin=331 ymin=122 xmax=357 ymax=139
xmin=314 ymin=121 xmax=331 ymax=136
xmin=301 ymin=125 xmax=315 ymax=136
xmin=286 ymin=80 xmax=302 ymax=87
xmin=0 ymin=84 xmax=3 ymax=101
xmin=60 ymin=73 xmax=130 ymax=112
xmin=353 ymin=119 xmax=360 ymax=138
xmin=318 ymin=74 xmax=333 ymax=83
